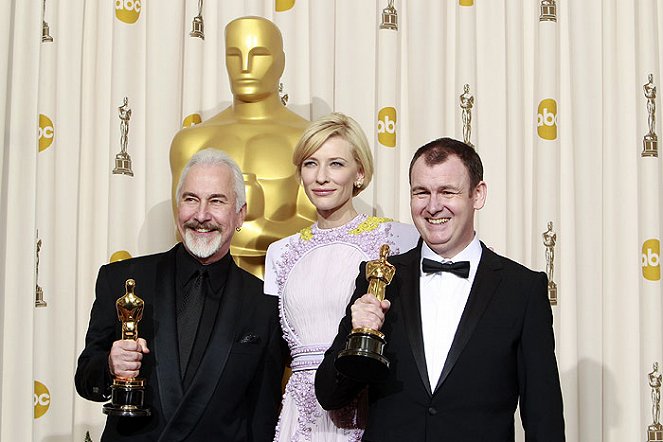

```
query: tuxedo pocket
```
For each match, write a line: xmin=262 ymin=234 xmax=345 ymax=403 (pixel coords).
xmin=237 ymin=332 xmax=261 ymax=344
xmin=232 ymin=333 xmax=263 ymax=354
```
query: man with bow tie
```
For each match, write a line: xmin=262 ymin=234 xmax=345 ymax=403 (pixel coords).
xmin=76 ymin=149 xmax=285 ymax=441
xmin=315 ymin=137 xmax=565 ymax=441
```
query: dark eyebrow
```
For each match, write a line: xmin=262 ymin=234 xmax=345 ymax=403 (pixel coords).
xmin=208 ymin=193 xmax=229 ymax=201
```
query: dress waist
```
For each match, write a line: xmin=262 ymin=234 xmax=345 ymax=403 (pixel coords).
xmin=290 ymin=344 xmax=328 ymax=372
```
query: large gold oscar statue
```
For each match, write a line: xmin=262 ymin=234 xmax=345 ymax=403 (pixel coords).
xmin=170 ymin=16 xmax=316 ymax=277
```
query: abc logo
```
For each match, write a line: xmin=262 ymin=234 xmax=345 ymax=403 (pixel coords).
xmin=276 ymin=0 xmax=296 ymax=11
xmin=38 ymin=114 xmax=54 ymax=152
xmin=182 ymin=113 xmax=202 ymax=128
xmin=110 ymin=250 xmax=132 ymax=263
xmin=537 ymin=98 xmax=558 ymax=140
xmin=34 ymin=380 xmax=50 ymax=419
xmin=642 ymin=238 xmax=661 ymax=281
xmin=377 ymin=107 xmax=397 ymax=148
xmin=115 ymin=0 xmax=141 ymax=24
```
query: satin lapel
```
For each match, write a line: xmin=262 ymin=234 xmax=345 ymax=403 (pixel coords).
xmin=159 ymin=260 xmax=243 ymax=441
xmin=397 ymin=245 xmax=432 ymax=396
xmin=434 ymin=243 xmax=503 ymax=393
xmin=153 ymin=245 xmax=183 ymax=422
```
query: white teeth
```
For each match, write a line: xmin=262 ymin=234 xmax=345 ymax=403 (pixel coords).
xmin=427 ymin=218 xmax=449 ymax=225
xmin=196 ymin=228 xmax=210 ymax=233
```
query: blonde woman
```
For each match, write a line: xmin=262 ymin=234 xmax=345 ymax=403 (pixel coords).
xmin=265 ymin=113 xmax=419 ymax=441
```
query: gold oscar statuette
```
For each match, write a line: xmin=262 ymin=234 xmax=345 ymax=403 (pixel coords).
xmin=649 ymin=362 xmax=663 ymax=442
xmin=335 ymin=244 xmax=395 ymax=382
xmin=169 ymin=16 xmax=316 ymax=278
xmin=103 ymin=279 xmax=151 ymax=417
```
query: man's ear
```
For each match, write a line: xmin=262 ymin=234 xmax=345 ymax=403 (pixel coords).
xmin=473 ymin=181 xmax=487 ymax=210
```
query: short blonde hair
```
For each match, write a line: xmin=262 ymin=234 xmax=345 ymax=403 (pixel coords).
xmin=292 ymin=112 xmax=373 ymax=196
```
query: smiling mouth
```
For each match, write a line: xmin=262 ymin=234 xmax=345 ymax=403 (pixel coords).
xmin=313 ymin=189 xmax=335 ymax=195
xmin=185 ymin=222 xmax=219 ymax=233
xmin=427 ymin=218 xmax=450 ymax=225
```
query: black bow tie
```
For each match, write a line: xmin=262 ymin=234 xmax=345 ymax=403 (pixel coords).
xmin=422 ymin=258 xmax=470 ymax=278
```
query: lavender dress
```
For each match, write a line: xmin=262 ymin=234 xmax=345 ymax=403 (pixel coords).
xmin=264 ymin=214 xmax=420 ymax=442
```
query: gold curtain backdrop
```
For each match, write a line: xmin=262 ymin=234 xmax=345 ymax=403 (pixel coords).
xmin=1 ymin=0 xmax=662 ymax=440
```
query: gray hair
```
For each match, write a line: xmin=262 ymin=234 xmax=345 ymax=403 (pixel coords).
xmin=176 ymin=148 xmax=246 ymax=212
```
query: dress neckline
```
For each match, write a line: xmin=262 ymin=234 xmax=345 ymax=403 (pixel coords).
xmin=311 ymin=213 xmax=366 ymax=235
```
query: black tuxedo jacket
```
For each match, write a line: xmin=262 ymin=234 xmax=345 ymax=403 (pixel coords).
xmin=75 ymin=244 xmax=285 ymax=442
xmin=316 ymin=242 xmax=565 ymax=442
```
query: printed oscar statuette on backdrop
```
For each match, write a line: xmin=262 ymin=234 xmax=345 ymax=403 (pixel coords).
xmin=649 ymin=362 xmax=663 ymax=442
xmin=113 ymin=97 xmax=134 ymax=176
xmin=103 ymin=279 xmax=151 ymax=417
xmin=643 ymin=73 xmax=659 ymax=158
xmin=335 ymin=244 xmax=395 ymax=382
xmin=542 ymin=221 xmax=558 ymax=305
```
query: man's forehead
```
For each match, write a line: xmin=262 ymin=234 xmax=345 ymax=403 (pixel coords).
xmin=184 ymin=164 xmax=231 ymax=185
xmin=410 ymin=158 xmax=470 ymax=187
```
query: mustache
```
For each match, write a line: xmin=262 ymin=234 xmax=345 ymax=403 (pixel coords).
xmin=183 ymin=221 xmax=220 ymax=231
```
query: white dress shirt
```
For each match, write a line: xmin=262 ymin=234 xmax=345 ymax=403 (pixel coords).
xmin=419 ymin=235 xmax=482 ymax=390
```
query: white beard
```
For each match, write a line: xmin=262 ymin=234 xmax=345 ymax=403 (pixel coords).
xmin=183 ymin=229 xmax=223 ymax=259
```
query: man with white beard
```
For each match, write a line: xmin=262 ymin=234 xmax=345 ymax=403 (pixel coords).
xmin=76 ymin=148 xmax=285 ymax=441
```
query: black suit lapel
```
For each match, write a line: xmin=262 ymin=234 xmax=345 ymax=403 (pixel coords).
xmin=395 ymin=245 xmax=433 ymax=397
xmin=152 ymin=246 xmax=184 ymax=422
xmin=434 ymin=243 xmax=503 ymax=393
xmin=159 ymin=259 xmax=244 ymax=441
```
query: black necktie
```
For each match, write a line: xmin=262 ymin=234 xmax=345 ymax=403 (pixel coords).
xmin=421 ymin=258 xmax=471 ymax=278
xmin=177 ymin=269 xmax=207 ymax=380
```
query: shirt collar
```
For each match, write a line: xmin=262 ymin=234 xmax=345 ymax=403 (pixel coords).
xmin=176 ymin=243 xmax=232 ymax=295
xmin=420 ymin=234 xmax=482 ymax=277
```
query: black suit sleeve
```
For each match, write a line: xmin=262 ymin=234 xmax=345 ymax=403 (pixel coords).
xmin=248 ymin=296 xmax=287 ymax=441
xmin=75 ymin=264 xmax=116 ymax=402
xmin=315 ymin=262 xmax=370 ymax=410
xmin=518 ymin=271 xmax=565 ymax=440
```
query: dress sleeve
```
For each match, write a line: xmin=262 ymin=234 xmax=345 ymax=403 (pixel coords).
xmin=264 ymin=239 xmax=284 ymax=296
xmin=388 ymin=222 xmax=420 ymax=255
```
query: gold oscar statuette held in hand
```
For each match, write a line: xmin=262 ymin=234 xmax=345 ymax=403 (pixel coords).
xmin=335 ymin=244 xmax=395 ymax=382
xmin=103 ymin=279 xmax=151 ymax=417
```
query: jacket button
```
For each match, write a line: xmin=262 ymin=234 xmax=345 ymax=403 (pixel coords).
xmin=428 ymin=407 xmax=437 ymax=415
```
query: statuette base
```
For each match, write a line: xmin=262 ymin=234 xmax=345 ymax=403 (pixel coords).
xmin=190 ymin=17 xmax=204 ymax=39
xmin=35 ymin=286 xmax=47 ymax=308
xmin=113 ymin=153 xmax=134 ymax=176
xmin=42 ymin=22 xmax=53 ymax=43
xmin=643 ymin=138 xmax=659 ymax=158
xmin=103 ymin=378 xmax=150 ymax=417
xmin=548 ymin=281 xmax=557 ymax=306
xmin=336 ymin=328 xmax=389 ymax=383
xmin=648 ymin=426 xmax=663 ymax=442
